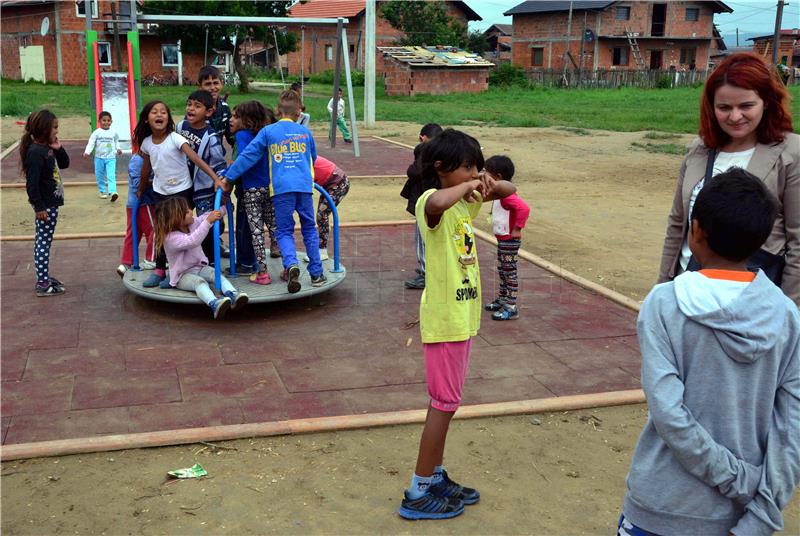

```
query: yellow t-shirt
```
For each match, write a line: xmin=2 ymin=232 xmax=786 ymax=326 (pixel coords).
xmin=415 ymin=188 xmax=482 ymax=343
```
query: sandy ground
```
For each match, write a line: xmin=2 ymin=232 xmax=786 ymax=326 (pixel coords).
xmin=2 ymin=118 xmax=798 ymax=534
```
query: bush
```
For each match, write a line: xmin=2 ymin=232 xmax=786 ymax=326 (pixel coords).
xmin=308 ymin=69 xmax=365 ymax=86
xmin=489 ymin=63 xmax=528 ymax=88
xmin=656 ymin=75 xmax=672 ymax=89
xmin=244 ymin=66 xmax=286 ymax=82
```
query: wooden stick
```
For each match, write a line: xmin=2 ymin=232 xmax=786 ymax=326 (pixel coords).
xmin=0 ymin=140 xmax=21 ymax=160
xmin=371 ymin=135 xmax=415 ymax=149
xmin=0 ymin=390 xmax=644 ymax=461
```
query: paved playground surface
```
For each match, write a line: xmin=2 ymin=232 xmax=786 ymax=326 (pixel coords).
xmin=0 ymin=224 xmax=640 ymax=446
xmin=0 ymin=135 xmax=410 ymax=184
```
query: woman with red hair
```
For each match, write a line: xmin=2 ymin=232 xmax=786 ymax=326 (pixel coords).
xmin=658 ymin=52 xmax=799 ymax=304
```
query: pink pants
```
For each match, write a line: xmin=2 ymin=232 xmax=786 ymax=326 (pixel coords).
xmin=121 ymin=206 xmax=155 ymax=265
xmin=424 ymin=339 xmax=473 ymax=412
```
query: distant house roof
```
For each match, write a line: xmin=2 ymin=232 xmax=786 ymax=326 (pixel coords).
xmin=484 ymin=24 xmax=512 ymax=36
xmin=748 ymin=29 xmax=800 ymax=42
xmin=0 ymin=0 xmax=53 ymax=6
xmin=504 ymin=0 xmax=732 ymax=16
xmin=289 ymin=0 xmax=481 ymax=21
xmin=712 ymin=25 xmax=727 ymax=51
xmin=378 ymin=45 xmax=494 ymax=68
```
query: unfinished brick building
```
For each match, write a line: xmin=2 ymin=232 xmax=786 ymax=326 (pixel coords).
xmin=749 ymin=29 xmax=800 ymax=69
xmin=284 ymin=0 xmax=481 ymax=77
xmin=380 ymin=45 xmax=493 ymax=96
xmin=504 ymin=0 xmax=732 ymax=72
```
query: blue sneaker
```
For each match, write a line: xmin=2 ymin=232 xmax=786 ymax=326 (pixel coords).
xmin=209 ymin=297 xmax=231 ymax=319
xmin=224 ymin=290 xmax=249 ymax=310
xmin=491 ymin=305 xmax=518 ymax=321
xmin=429 ymin=470 xmax=480 ymax=505
xmin=142 ymin=273 xmax=165 ymax=288
xmin=398 ymin=490 xmax=464 ymax=520
xmin=159 ymin=278 xmax=174 ymax=289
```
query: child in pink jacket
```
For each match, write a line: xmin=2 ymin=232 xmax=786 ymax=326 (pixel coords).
xmin=155 ymin=197 xmax=248 ymax=319
xmin=483 ymin=156 xmax=531 ymax=321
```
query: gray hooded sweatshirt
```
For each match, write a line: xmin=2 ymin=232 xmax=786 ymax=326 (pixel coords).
xmin=623 ymin=270 xmax=800 ymax=536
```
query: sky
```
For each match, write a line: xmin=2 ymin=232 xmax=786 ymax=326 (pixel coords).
xmin=466 ymin=0 xmax=800 ymax=41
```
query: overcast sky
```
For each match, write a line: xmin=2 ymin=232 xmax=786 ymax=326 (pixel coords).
xmin=467 ymin=0 xmax=800 ymax=37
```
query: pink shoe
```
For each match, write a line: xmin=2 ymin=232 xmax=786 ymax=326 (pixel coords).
xmin=250 ymin=272 xmax=272 ymax=285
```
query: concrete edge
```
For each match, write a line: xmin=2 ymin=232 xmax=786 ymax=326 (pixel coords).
xmin=473 ymin=229 xmax=642 ymax=312
xmin=0 ymin=389 xmax=644 ymax=461
xmin=371 ymin=135 xmax=415 ymax=150
xmin=0 ymin=140 xmax=21 ymax=161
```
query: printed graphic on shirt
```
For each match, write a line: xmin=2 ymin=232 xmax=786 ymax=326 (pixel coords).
xmin=53 ymin=163 xmax=64 ymax=200
xmin=269 ymin=133 xmax=310 ymax=166
xmin=454 ymin=217 xmax=478 ymax=301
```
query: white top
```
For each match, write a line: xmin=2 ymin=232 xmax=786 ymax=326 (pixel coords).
xmin=679 ymin=148 xmax=756 ymax=271
xmin=491 ymin=199 xmax=510 ymax=235
xmin=84 ymin=127 xmax=119 ymax=159
xmin=327 ymin=97 xmax=345 ymax=118
xmin=140 ymin=132 xmax=191 ymax=195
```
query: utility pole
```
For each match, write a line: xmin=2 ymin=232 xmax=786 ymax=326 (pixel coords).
xmin=735 ymin=27 xmax=739 ymax=47
xmin=562 ymin=0 xmax=574 ymax=84
xmin=771 ymin=0 xmax=785 ymax=64
xmin=364 ymin=0 xmax=376 ymax=127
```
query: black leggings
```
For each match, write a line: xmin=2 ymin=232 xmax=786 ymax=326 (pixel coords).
xmin=152 ymin=187 xmax=195 ymax=271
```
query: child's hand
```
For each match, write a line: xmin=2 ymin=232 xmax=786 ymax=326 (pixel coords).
xmin=116 ymin=149 xmax=122 ymax=156
xmin=221 ymin=179 xmax=234 ymax=193
xmin=49 ymin=138 xmax=61 ymax=151
xmin=480 ymin=171 xmax=498 ymax=198
xmin=82 ymin=153 xmax=90 ymax=159
xmin=511 ymin=227 xmax=522 ymax=239
xmin=463 ymin=178 xmax=483 ymax=203
xmin=207 ymin=210 xmax=223 ymax=223
xmin=35 ymin=210 xmax=49 ymax=221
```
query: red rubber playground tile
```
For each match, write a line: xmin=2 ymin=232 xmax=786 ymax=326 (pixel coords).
xmin=0 ymin=226 xmax=641 ymax=445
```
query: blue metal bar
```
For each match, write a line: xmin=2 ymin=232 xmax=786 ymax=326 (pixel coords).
xmin=130 ymin=195 xmax=140 ymax=270
xmin=213 ymin=188 xmax=223 ymax=292
xmin=226 ymin=198 xmax=236 ymax=277
xmin=314 ymin=183 xmax=343 ymax=273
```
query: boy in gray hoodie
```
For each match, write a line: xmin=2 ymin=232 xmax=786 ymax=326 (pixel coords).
xmin=620 ymin=168 xmax=800 ymax=536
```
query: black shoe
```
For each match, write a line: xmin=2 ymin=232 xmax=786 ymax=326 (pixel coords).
xmin=398 ymin=490 xmax=464 ymax=520
xmin=484 ymin=298 xmax=506 ymax=312
xmin=35 ymin=282 xmax=65 ymax=297
xmin=428 ymin=470 xmax=480 ymax=505
xmin=287 ymin=265 xmax=301 ymax=293
xmin=311 ymin=273 xmax=327 ymax=287
xmin=225 ymin=265 xmax=255 ymax=276
xmin=404 ymin=274 xmax=425 ymax=289
xmin=343 ymin=138 xmax=352 ymax=144
xmin=221 ymin=245 xmax=231 ymax=259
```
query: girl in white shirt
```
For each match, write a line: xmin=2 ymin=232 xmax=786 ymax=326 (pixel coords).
xmin=132 ymin=100 xmax=224 ymax=288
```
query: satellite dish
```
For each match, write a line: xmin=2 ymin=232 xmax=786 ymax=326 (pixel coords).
xmin=40 ymin=17 xmax=50 ymax=36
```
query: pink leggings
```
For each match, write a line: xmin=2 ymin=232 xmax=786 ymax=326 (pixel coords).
xmin=424 ymin=339 xmax=473 ymax=412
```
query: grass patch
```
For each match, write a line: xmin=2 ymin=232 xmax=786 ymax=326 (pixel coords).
xmin=631 ymin=141 xmax=687 ymax=155
xmin=643 ymin=131 xmax=682 ymax=140
xmin=2 ymin=78 xmax=798 ymax=135
xmin=557 ymin=126 xmax=591 ymax=136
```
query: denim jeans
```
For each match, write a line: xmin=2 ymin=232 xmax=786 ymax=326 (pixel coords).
xmin=94 ymin=157 xmax=116 ymax=194
xmin=272 ymin=192 xmax=322 ymax=277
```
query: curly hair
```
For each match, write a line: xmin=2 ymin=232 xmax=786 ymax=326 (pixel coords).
xmin=699 ymin=52 xmax=793 ymax=149
xmin=234 ymin=100 xmax=275 ymax=135
xmin=154 ymin=197 xmax=191 ymax=253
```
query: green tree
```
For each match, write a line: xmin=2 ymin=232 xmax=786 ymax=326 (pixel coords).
xmin=465 ymin=30 xmax=488 ymax=54
xmin=143 ymin=1 xmax=297 ymax=92
xmin=380 ymin=1 xmax=468 ymax=48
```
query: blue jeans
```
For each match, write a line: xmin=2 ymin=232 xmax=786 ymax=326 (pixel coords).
xmin=94 ymin=157 xmax=116 ymax=194
xmin=272 ymin=192 xmax=322 ymax=277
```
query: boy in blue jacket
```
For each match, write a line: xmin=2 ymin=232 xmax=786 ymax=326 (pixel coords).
xmin=619 ymin=168 xmax=800 ymax=536
xmin=222 ymin=90 xmax=324 ymax=294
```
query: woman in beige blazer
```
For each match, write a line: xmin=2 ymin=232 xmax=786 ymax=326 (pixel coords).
xmin=659 ymin=52 xmax=799 ymax=305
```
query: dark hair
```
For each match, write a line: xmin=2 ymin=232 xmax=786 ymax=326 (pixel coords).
xmin=19 ymin=109 xmax=57 ymax=174
xmin=485 ymin=155 xmax=515 ymax=182
xmin=98 ymin=111 xmax=112 ymax=121
xmin=290 ymin=81 xmax=302 ymax=93
xmin=419 ymin=123 xmax=443 ymax=139
xmin=234 ymin=100 xmax=275 ymax=135
xmin=197 ymin=65 xmax=222 ymax=84
xmin=132 ymin=100 xmax=175 ymax=148
xmin=278 ymin=90 xmax=301 ymax=117
xmin=700 ymin=52 xmax=792 ymax=148
xmin=187 ymin=90 xmax=214 ymax=110
xmin=419 ymin=128 xmax=484 ymax=191
xmin=692 ymin=168 xmax=778 ymax=262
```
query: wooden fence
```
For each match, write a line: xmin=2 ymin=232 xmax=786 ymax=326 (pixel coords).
xmin=524 ymin=68 xmax=708 ymax=89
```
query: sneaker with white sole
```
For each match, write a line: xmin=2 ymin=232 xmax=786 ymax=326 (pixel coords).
xmin=398 ymin=491 xmax=464 ymax=520
xmin=492 ymin=304 xmax=519 ymax=321
xmin=311 ymin=273 xmax=327 ymax=287
xmin=110 ymin=192 xmax=119 ymax=202
xmin=286 ymin=265 xmax=301 ymax=293
xmin=209 ymin=297 xmax=232 ymax=319
xmin=98 ymin=193 xmax=108 ymax=199
xmin=224 ymin=290 xmax=249 ymax=310
xmin=35 ymin=281 xmax=65 ymax=297
xmin=116 ymin=264 xmax=128 ymax=278
xmin=140 ymin=260 xmax=157 ymax=270
xmin=303 ymin=248 xmax=329 ymax=263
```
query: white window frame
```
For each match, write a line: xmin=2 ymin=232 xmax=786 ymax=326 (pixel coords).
xmin=96 ymin=41 xmax=111 ymax=66
xmin=325 ymin=44 xmax=333 ymax=62
xmin=75 ymin=1 xmax=99 ymax=18
xmin=161 ymin=44 xmax=179 ymax=67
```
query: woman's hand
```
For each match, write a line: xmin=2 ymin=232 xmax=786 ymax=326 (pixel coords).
xmin=35 ymin=210 xmax=49 ymax=221
xmin=207 ymin=210 xmax=223 ymax=223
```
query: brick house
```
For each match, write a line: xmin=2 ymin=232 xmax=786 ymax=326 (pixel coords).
xmin=749 ymin=29 xmax=800 ymax=69
xmin=483 ymin=23 xmax=512 ymax=62
xmin=504 ymin=0 xmax=732 ymax=72
xmin=380 ymin=45 xmax=493 ymax=95
xmin=283 ymin=0 xmax=482 ymax=77
xmin=1 ymin=0 xmax=206 ymax=86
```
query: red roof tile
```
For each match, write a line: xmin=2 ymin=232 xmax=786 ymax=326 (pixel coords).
xmin=289 ymin=0 xmax=365 ymax=19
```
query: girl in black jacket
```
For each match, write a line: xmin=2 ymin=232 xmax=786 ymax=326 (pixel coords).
xmin=21 ymin=109 xmax=69 ymax=296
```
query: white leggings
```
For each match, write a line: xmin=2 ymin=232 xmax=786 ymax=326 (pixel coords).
xmin=176 ymin=266 xmax=235 ymax=305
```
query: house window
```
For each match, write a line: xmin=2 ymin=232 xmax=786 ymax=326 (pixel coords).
xmin=680 ymin=47 xmax=696 ymax=65
xmin=161 ymin=44 xmax=179 ymax=67
xmin=685 ymin=7 xmax=700 ymax=21
xmin=349 ymin=44 xmax=355 ymax=54
xmin=75 ymin=0 xmax=98 ymax=18
xmin=96 ymin=42 xmax=111 ymax=66
xmin=325 ymin=44 xmax=333 ymax=62
xmin=612 ymin=47 xmax=629 ymax=66
xmin=615 ymin=6 xmax=630 ymax=20
xmin=531 ymin=47 xmax=544 ymax=66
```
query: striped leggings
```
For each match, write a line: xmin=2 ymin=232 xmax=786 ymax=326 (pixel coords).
xmin=496 ymin=238 xmax=521 ymax=305
xmin=317 ymin=174 xmax=350 ymax=249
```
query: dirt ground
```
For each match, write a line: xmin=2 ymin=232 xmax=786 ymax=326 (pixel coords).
xmin=2 ymin=118 xmax=798 ymax=534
